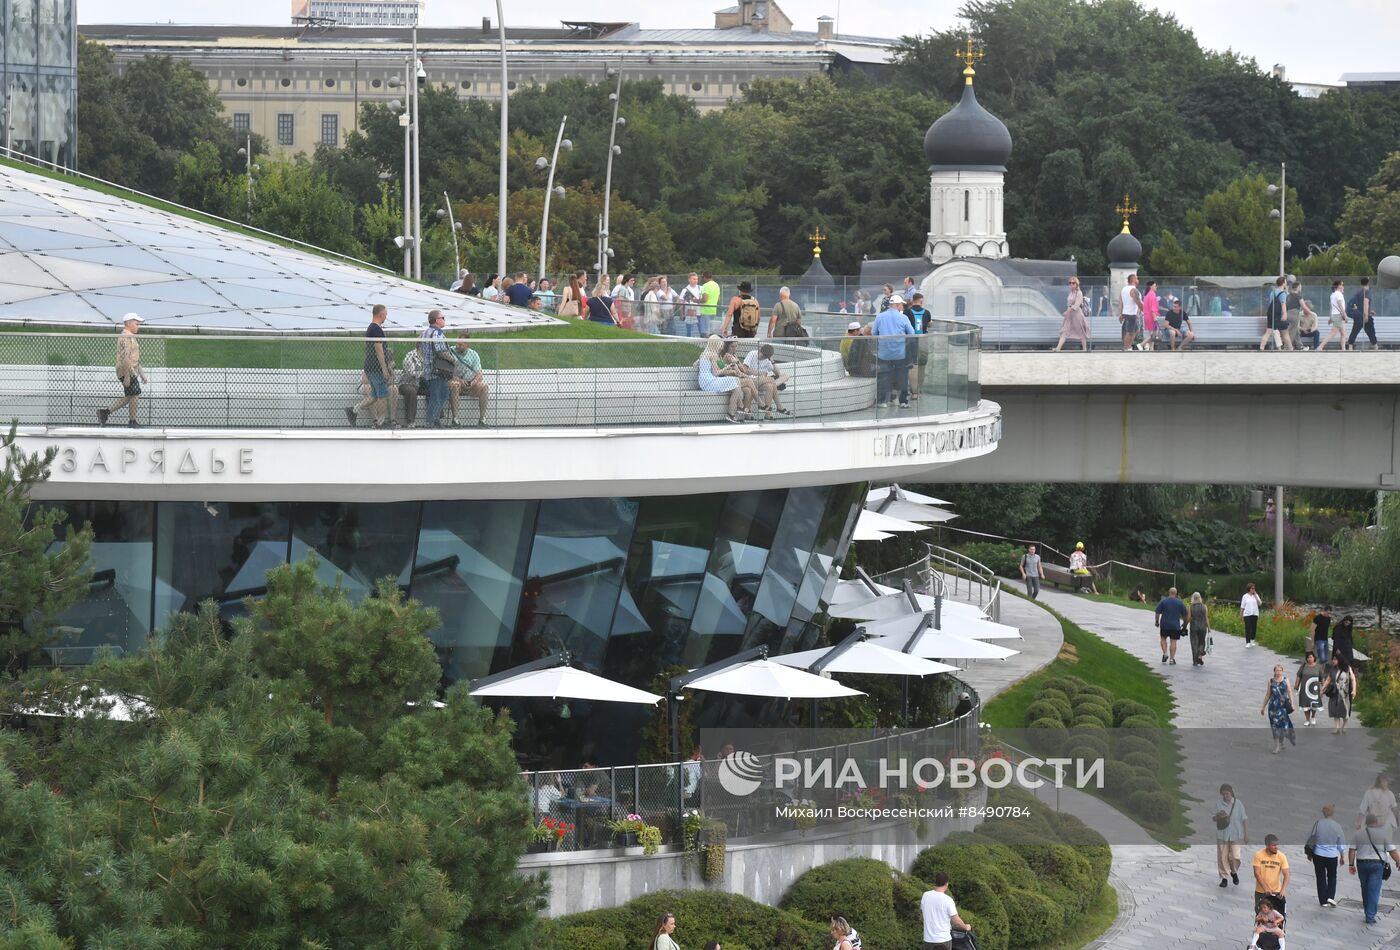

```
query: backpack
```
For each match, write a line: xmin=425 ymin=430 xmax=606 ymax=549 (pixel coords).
xmin=1266 ymin=290 xmax=1284 ymax=323
xmin=1347 ymin=290 xmax=1365 ymax=320
xmin=736 ymin=295 xmax=761 ymax=331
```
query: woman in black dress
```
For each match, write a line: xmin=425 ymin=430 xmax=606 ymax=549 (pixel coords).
xmin=1331 ymin=615 xmax=1355 ymax=665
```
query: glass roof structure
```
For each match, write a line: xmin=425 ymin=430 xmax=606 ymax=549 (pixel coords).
xmin=0 ymin=163 xmax=553 ymax=333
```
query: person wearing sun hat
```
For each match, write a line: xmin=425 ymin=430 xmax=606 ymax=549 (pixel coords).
xmin=98 ymin=313 xmax=147 ymax=427
xmin=842 ymin=320 xmax=875 ymax=378
xmin=1068 ymin=540 xmax=1098 ymax=593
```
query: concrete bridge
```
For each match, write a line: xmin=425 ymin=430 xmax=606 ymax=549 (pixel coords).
xmin=933 ymin=351 xmax=1400 ymax=489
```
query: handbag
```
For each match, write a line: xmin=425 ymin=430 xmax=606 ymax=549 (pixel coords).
xmin=1304 ymin=820 xmax=1318 ymax=859
xmin=1368 ymin=828 xmax=1394 ymax=881
xmin=123 ymin=375 xmax=143 ymax=397
xmin=432 ymin=349 xmax=457 ymax=379
xmin=1214 ymin=798 xmax=1236 ymax=831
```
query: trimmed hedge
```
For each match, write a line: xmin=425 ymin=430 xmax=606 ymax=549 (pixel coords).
xmin=541 ymin=890 xmax=828 ymax=950
xmin=779 ymin=858 xmax=918 ymax=950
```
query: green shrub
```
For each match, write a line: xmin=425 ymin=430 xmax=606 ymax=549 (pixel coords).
xmin=1043 ymin=696 xmax=1075 ymax=722
xmin=1005 ymin=887 xmax=1065 ymax=938
xmin=544 ymin=890 xmax=828 ymax=950
xmin=1073 ymin=701 xmax=1114 ymax=727
xmin=1014 ymin=844 xmax=1097 ymax=913
xmin=1044 ymin=676 xmax=1086 ymax=696
xmin=1039 ymin=688 xmax=1071 ymax=706
xmin=1111 ymin=699 xmax=1156 ymax=724
xmin=953 ymin=878 xmax=1010 ymax=950
xmin=913 ymin=843 xmax=1009 ymax=894
xmin=1118 ymin=768 xmax=1160 ymax=798
xmin=1070 ymin=716 xmax=1107 ymax=731
xmin=780 ymin=858 xmax=915 ymax=950
xmin=1128 ymin=790 xmax=1176 ymax=824
xmin=1121 ymin=715 xmax=1160 ymax=730
xmin=1121 ymin=751 xmax=1160 ymax=773
xmin=1115 ymin=736 xmax=1157 ymax=759
xmin=1075 ymin=684 xmax=1114 ymax=704
xmin=1103 ymin=760 xmax=1138 ymax=797
xmin=1024 ymin=700 xmax=1067 ymax=727
xmin=1046 ymin=812 xmax=1112 ymax=884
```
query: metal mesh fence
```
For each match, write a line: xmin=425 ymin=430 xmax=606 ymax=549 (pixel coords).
xmin=0 ymin=329 xmax=982 ymax=429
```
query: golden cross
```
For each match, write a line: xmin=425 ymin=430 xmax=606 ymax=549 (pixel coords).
xmin=955 ymin=35 xmax=984 ymax=83
xmin=807 ymin=225 xmax=827 ymax=258
xmin=1115 ymin=193 xmax=1139 ymax=232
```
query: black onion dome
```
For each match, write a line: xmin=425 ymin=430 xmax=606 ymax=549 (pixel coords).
xmin=799 ymin=254 xmax=835 ymax=289
xmin=923 ymin=80 xmax=1012 ymax=170
xmin=1106 ymin=228 xmax=1142 ymax=266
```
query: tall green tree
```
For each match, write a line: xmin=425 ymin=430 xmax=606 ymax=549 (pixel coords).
xmin=0 ymin=426 xmax=92 ymax=676
xmin=1335 ymin=151 xmax=1400 ymax=267
xmin=2 ymin=557 xmax=544 ymax=946
xmin=1151 ymin=174 xmax=1304 ymax=275
xmin=1304 ymin=493 xmax=1400 ymax=630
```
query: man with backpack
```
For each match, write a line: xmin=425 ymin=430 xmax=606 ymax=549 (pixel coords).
xmin=722 ymin=281 xmax=763 ymax=339
xmin=1260 ymin=277 xmax=1291 ymax=351
xmin=768 ymin=286 xmax=804 ymax=338
xmin=1347 ymin=276 xmax=1377 ymax=350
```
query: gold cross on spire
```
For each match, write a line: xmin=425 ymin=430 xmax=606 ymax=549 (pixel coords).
xmin=1115 ymin=193 xmax=1139 ymax=233
xmin=955 ymin=35 xmax=984 ymax=85
xmin=807 ymin=225 xmax=827 ymax=258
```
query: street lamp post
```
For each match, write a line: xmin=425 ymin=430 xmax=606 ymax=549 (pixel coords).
xmin=411 ymin=26 xmax=425 ymax=281
xmin=495 ymin=0 xmax=509 ymax=282
xmin=235 ymin=135 xmax=254 ymax=216
xmin=536 ymin=116 xmax=571 ymax=281
xmin=442 ymin=192 xmax=462 ymax=276
xmin=598 ymin=63 xmax=624 ymax=273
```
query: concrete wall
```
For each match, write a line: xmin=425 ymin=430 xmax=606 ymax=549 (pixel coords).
xmin=522 ymin=811 xmax=981 ymax=918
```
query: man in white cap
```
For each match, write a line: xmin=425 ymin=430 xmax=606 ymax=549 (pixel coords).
xmin=98 ymin=313 xmax=148 ymax=427
xmin=842 ymin=320 xmax=874 ymax=377
xmin=870 ymin=293 xmax=914 ymax=408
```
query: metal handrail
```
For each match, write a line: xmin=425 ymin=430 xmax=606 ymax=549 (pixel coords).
xmin=925 ymin=544 xmax=1002 ymax=622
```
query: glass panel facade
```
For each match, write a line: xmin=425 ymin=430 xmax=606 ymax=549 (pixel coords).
xmin=413 ymin=500 xmax=536 ymax=685
xmin=2 ymin=0 xmax=76 ymax=166
xmin=153 ymin=502 xmax=291 ymax=630
xmin=29 ymin=484 xmax=864 ymax=763
xmin=35 ymin=500 xmax=155 ymax=666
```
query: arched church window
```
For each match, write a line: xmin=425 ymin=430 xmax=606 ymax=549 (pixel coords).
xmin=964 ymin=190 xmax=970 ymax=223
xmin=954 ymin=295 xmax=967 ymax=317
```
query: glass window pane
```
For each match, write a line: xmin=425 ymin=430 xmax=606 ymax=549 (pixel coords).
xmin=686 ymin=489 xmax=785 ymax=665
xmin=7 ymin=0 xmax=37 ymax=64
xmin=788 ymin=481 xmax=865 ymax=653
xmin=289 ymin=502 xmax=416 ymax=602
xmin=153 ymin=502 xmax=290 ymax=630
xmin=513 ymin=498 xmax=637 ymax=671
xmin=233 ymin=113 xmax=251 ymax=132
xmin=750 ymin=485 xmax=831 ymax=638
xmin=276 ymin=113 xmax=294 ymax=146
xmin=412 ymin=499 xmax=536 ymax=684
xmin=320 ymin=113 xmax=339 ymax=146
xmin=33 ymin=501 xmax=154 ymax=666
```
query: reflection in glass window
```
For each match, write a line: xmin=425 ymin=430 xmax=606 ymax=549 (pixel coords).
xmin=289 ymin=502 xmax=415 ymax=602
xmin=512 ymin=498 xmax=637 ymax=671
xmin=153 ymin=502 xmax=290 ymax=630
xmin=788 ymin=482 xmax=864 ymax=653
xmin=749 ymin=485 xmax=830 ymax=646
xmin=686 ymin=489 xmax=786 ymax=665
xmin=34 ymin=501 xmax=154 ymax=666
xmin=412 ymin=500 xmax=536 ymax=684
xmin=607 ymin=492 xmax=724 ymax=678
xmin=7 ymin=0 xmax=37 ymax=63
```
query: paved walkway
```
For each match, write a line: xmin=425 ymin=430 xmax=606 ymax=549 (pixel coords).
xmin=1032 ymin=588 xmax=1400 ymax=949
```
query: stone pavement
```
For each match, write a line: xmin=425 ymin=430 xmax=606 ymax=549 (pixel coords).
xmin=1032 ymin=588 xmax=1400 ymax=949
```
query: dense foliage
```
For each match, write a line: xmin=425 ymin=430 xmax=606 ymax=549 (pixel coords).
xmin=1122 ymin=519 xmax=1274 ymax=574
xmin=1303 ymin=493 xmax=1400 ymax=625
xmin=539 ymin=789 xmax=1110 ymax=950
xmin=0 ymin=558 xmax=545 ymax=947
xmin=74 ymin=0 xmax=1400 ymax=277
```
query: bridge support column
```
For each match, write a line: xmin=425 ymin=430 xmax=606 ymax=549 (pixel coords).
xmin=1274 ymin=485 xmax=1285 ymax=604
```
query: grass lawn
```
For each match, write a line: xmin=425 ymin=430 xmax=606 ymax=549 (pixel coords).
xmin=984 ymin=596 xmax=1193 ymax=848
xmin=1033 ymin=884 xmax=1118 ymax=950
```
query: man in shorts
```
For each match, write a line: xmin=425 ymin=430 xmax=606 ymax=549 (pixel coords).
xmin=1120 ymin=274 xmax=1142 ymax=351
xmin=1155 ymin=586 xmax=1188 ymax=665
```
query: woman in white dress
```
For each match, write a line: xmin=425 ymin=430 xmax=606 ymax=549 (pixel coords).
xmin=697 ymin=335 xmax=752 ymax=423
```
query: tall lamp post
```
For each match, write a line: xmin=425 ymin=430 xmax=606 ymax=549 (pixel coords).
xmin=598 ymin=63 xmax=625 ymax=273
xmin=235 ymin=135 xmax=255 ymax=216
xmin=495 ymin=0 xmax=509 ymax=282
xmin=387 ymin=75 xmax=412 ymax=278
xmin=411 ymin=25 xmax=425 ymax=280
xmin=536 ymin=116 xmax=571 ymax=281
xmin=441 ymin=192 xmax=462 ymax=277
xmin=1266 ymin=162 xmax=1290 ymax=605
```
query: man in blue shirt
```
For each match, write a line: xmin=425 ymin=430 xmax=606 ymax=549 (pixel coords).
xmin=1155 ymin=586 xmax=1189 ymax=665
xmin=870 ymin=293 xmax=915 ymax=408
xmin=505 ymin=271 xmax=534 ymax=307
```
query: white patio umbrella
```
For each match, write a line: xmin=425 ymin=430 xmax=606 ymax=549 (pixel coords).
xmin=829 ymin=591 xmax=987 ymax=621
xmin=866 ymin=485 xmax=953 ymax=507
xmin=830 ymin=578 xmax=900 ymax=604
xmin=852 ymin=523 xmax=894 ymax=542
xmin=858 ymin=611 xmax=1022 ymax=641
xmin=683 ymin=658 xmax=865 ymax=699
xmin=869 ymin=632 xmax=1019 ymax=661
xmin=470 ymin=666 xmax=663 ymax=705
xmin=771 ymin=642 xmax=960 ymax=677
xmin=855 ymin=509 xmax=930 ymax=535
xmin=876 ymin=499 xmax=959 ymax=524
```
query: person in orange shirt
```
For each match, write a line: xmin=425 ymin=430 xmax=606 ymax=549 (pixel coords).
xmin=1252 ymin=833 xmax=1290 ymax=916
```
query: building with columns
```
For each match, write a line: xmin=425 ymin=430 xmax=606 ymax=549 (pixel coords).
xmin=860 ymin=41 xmax=1073 ymax=320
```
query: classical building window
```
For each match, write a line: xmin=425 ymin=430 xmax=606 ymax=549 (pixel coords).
xmin=232 ymin=112 xmax=251 ymax=133
xmin=320 ymin=113 xmax=339 ymax=147
xmin=276 ymin=113 xmax=294 ymax=146
xmin=954 ymin=295 xmax=967 ymax=317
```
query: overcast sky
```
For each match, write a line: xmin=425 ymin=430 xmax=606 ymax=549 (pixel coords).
xmin=78 ymin=0 xmax=1397 ymax=85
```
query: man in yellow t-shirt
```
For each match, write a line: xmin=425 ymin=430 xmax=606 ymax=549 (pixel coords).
xmin=699 ymin=271 xmax=721 ymax=337
xmin=1252 ymin=833 xmax=1290 ymax=915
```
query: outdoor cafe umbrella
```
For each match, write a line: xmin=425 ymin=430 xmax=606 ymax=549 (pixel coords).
xmin=875 ymin=499 xmax=958 ymax=524
xmin=868 ymin=631 xmax=1020 ymax=661
xmin=855 ymin=509 xmax=931 ymax=535
xmin=771 ymin=641 xmax=960 ymax=677
xmin=683 ymin=658 xmax=865 ymax=700
xmin=851 ymin=522 xmax=894 ymax=542
xmin=866 ymin=485 xmax=953 ymax=508
xmin=858 ymin=610 xmax=1022 ymax=641
xmin=469 ymin=653 xmax=662 ymax=705
xmin=829 ymin=591 xmax=986 ymax=622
